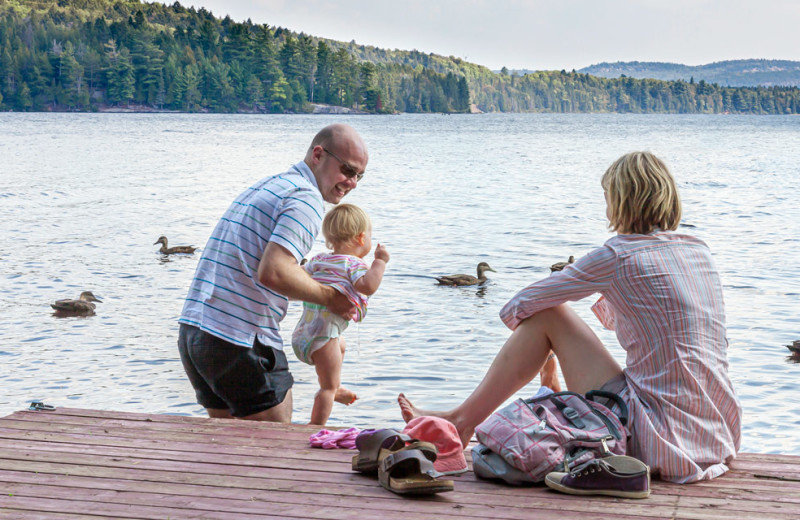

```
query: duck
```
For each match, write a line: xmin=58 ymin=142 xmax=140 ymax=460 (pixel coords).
xmin=436 ymin=262 xmax=496 ymax=286
xmin=51 ymin=291 xmax=102 ymax=315
xmin=787 ymin=340 xmax=800 ymax=355
xmin=550 ymin=256 xmax=575 ymax=272
xmin=154 ymin=236 xmax=196 ymax=255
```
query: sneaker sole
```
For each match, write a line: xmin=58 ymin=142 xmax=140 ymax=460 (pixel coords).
xmin=544 ymin=474 xmax=650 ymax=499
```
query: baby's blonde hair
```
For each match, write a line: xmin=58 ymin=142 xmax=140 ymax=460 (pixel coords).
xmin=601 ymin=151 xmax=682 ymax=235
xmin=322 ymin=204 xmax=370 ymax=248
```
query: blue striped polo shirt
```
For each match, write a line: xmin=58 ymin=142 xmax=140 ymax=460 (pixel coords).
xmin=179 ymin=162 xmax=324 ymax=349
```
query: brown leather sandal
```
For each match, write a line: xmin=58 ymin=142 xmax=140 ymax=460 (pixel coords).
xmin=351 ymin=429 xmax=436 ymax=474
xmin=378 ymin=448 xmax=454 ymax=495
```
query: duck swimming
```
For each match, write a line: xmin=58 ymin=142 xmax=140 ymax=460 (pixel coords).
xmin=154 ymin=236 xmax=196 ymax=255
xmin=550 ymin=256 xmax=575 ymax=272
xmin=436 ymin=262 xmax=496 ymax=286
xmin=51 ymin=291 xmax=102 ymax=316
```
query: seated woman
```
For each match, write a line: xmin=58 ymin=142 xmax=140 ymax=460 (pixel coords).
xmin=399 ymin=151 xmax=741 ymax=485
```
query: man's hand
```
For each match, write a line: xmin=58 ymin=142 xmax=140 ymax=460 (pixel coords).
xmin=325 ymin=288 xmax=357 ymax=320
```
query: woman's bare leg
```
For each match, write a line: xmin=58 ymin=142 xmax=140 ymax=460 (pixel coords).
xmin=398 ymin=304 xmax=622 ymax=449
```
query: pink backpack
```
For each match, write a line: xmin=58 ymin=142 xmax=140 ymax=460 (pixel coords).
xmin=474 ymin=390 xmax=628 ymax=484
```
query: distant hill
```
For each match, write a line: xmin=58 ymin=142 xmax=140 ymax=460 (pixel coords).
xmin=578 ymin=60 xmax=800 ymax=87
xmin=1 ymin=1 xmax=799 ymax=114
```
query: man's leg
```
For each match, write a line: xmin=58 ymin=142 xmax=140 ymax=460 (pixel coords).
xmin=179 ymin=324 xmax=236 ymax=419
xmin=206 ymin=408 xmax=234 ymax=419
xmin=179 ymin=324 xmax=294 ymax=422
xmin=398 ymin=304 xmax=622 ymax=448
xmin=242 ymin=389 xmax=293 ymax=422
xmin=237 ymin=339 xmax=294 ymax=422
xmin=210 ymin=391 xmax=292 ymax=422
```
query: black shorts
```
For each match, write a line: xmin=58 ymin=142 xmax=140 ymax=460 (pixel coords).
xmin=178 ymin=323 xmax=294 ymax=417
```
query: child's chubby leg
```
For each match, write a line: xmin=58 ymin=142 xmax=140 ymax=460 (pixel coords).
xmin=309 ymin=338 xmax=342 ymax=426
xmin=334 ymin=336 xmax=357 ymax=405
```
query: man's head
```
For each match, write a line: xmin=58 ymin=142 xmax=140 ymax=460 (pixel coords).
xmin=305 ymin=124 xmax=368 ymax=204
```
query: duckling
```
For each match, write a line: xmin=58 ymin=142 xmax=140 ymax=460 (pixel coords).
xmin=550 ymin=256 xmax=575 ymax=272
xmin=51 ymin=291 xmax=102 ymax=316
xmin=787 ymin=340 xmax=800 ymax=355
xmin=436 ymin=262 xmax=496 ymax=286
xmin=154 ymin=236 xmax=196 ymax=255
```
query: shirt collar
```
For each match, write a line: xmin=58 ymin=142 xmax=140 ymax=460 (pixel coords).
xmin=292 ymin=161 xmax=319 ymax=192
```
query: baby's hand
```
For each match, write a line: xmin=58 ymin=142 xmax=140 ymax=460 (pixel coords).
xmin=374 ymin=243 xmax=390 ymax=263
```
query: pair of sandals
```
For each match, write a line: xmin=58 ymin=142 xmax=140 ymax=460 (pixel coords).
xmin=351 ymin=429 xmax=454 ymax=495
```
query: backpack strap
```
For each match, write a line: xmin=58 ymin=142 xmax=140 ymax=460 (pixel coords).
xmin=551 ymin=398 xmax=586 ymax=429
xmin=585 ymin=389 xmax=629 ymax=427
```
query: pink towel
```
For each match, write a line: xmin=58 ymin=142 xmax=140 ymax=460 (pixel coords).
xmin=309 ymin=427 xmax=362 ymax=449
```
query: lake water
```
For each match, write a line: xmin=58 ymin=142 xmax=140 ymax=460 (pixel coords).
xmin=1 ymin=112 xmax=798 ymax=456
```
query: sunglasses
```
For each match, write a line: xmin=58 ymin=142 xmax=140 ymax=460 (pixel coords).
xmin=322 ymin=147 xmax=364 ymax=182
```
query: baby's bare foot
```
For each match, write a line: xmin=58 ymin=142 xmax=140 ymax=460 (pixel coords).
xmin=335 ymin=387 xmax=357 ymax=405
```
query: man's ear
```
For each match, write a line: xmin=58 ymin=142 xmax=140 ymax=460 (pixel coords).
xmin=312 ymin=145 xmax=324 ymax=164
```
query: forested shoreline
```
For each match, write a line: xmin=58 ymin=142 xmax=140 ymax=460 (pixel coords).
xmin=579 ymin=60 xmax=800 ymax=88
xmin=1 ymin=0 xmax=799 ymax=114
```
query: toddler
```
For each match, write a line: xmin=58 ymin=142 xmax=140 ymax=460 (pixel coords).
xmin=292 ymin=204 xmax=389 ymax=425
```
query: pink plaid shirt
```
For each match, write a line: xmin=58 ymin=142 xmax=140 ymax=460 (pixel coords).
xmin=500 ymin=231 xmax=742 ymax=483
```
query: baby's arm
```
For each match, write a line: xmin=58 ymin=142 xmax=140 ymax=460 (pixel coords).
xmin=353 ymin=244 xmax=389 ymax=296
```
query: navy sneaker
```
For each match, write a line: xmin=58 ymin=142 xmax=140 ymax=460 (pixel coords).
xmin=544 ymin=455 xmax=651 ymax=499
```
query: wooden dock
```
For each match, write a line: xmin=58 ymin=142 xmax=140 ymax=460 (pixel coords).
xmin=1 ymin=406 xmax=798 ymax=519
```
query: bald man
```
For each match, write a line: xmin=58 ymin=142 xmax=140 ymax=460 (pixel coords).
xmin=178 ymin=124 xmax=368 ymax=423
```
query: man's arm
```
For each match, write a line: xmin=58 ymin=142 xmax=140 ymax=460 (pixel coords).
xmin=258 ymin=242 xmax=355 ymax=318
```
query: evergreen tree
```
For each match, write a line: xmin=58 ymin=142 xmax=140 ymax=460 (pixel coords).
xmin=314 ymin=40 xmax=333 ymax=104
xmin=0 ymin=0 xmax=797 ymax=114
xmin=60 ymin=41 xmax=85 ymax=108
xmin=104 ymin=40 xmax=135 ymax=105
xmin=17 ymin=81 xmax=33 ymax=110
xmin=268 ymin=72 xmax=288 ymax=112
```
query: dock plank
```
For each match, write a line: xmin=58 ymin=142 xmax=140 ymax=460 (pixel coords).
xmin=1 ymin=407 xmax=799 ymax=519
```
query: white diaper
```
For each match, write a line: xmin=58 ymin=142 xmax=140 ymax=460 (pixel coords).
xmin=291 ymin=303 xmax=349 ymax=365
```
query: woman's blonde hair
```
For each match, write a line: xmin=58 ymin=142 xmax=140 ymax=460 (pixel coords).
xmin=322 ymin=203 xmax=370 ymax=248
xmin=601 ymin=151 xmax=682 ymax=235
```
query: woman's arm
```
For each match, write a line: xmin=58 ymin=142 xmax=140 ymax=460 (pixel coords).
xmin=500 ymin=244 xmax=616 ymax=330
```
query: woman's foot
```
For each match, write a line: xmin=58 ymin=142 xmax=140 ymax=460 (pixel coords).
xmin=335 ymin=386 xmax=357 ymax=405
xmin=397 ymin=392 xmax=425 ymax=423
xmin=397 ymin=393 xmax=474 ymax=449
xmin=540 ymin=353 xmax=562 ymax=392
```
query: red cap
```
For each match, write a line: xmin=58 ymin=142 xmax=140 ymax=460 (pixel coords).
xmin=402 ymin=416 xmax=468 ymax=475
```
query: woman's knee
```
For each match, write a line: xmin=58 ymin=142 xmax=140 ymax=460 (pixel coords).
xmin=516 ymin=304 xmax=574 ymax=337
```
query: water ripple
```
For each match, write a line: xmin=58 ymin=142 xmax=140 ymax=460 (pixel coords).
xmin=2 ymin=112 xmax=799 ymax=457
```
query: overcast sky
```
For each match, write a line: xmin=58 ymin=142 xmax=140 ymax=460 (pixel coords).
xmin=174 ymin=1 xmax=800 ymax=71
